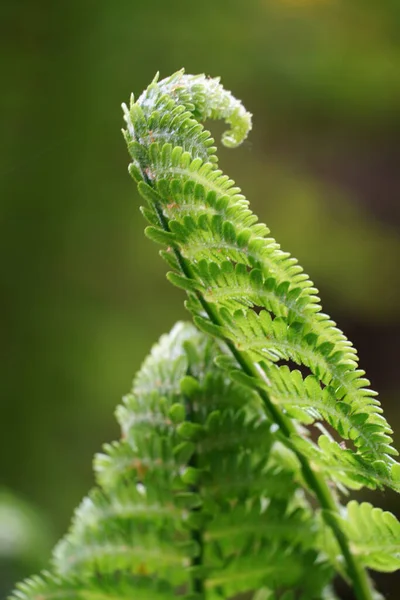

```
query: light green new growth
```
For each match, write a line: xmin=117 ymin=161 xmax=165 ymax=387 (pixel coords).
xmin=10 ymin=71 xmax=400 ymax=600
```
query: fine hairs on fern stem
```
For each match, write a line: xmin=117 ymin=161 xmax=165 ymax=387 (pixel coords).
xmin=122 ymin=70 xmax=400 ymax=599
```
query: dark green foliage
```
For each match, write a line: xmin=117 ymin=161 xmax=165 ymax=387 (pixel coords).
xmin=10 ymin=72 xmax=400 ymax=600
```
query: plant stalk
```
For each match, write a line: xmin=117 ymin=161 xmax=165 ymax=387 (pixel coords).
xmin=184 ymin=380 xmax=205 ymax=598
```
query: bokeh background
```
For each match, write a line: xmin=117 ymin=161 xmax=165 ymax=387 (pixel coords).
xmin=1 ymin=0 xmax=399 ymax=598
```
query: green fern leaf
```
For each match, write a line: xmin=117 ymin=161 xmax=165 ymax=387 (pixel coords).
xmin=336 ymin=502 xmax=400 ymax=572
xmin=123 ymin=70 xmax=399 ymax=495
xmin=11 ymin=572 xmax=176 ymax=600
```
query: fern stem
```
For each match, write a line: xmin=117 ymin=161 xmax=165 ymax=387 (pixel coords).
xmin=152 ymin=202 xmax=374 ymax=600
xmin=184 ymin=387 xmax=205 ymax=598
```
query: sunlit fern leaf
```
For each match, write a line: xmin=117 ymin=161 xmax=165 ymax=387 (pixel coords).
xmin=123 ymin=70 xmax=399 ymax=494
xmin=292 ymin=433 xmax=400 ymax=493
xmin=322 ymin=501 xmax=400 ymax=573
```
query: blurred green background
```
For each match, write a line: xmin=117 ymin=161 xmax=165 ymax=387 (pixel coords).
xmin=1 ymin=0 xmax=399 ymax=597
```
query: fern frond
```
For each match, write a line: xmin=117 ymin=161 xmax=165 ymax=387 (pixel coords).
xmin=123 ymin=70 xmax=399 ymax=495
xmin=321 ymin=501 xmax=400 ymax=573
xmin=11 ymin=323 xmax=333 ymax=600
xmin=11 ymin=572 xmax=176 ymax=600
xmin=343 ymin=502 xmax=400 ymax=571
xmin=204 ymin=544 xmax=330 ymax=599
xmin=122 ymin=71 xmax=400 ymax=600
xmin=10 ymin=71 xmax=399 ymax=600
xmin=266 ymin=364 xmax=400 ymax=492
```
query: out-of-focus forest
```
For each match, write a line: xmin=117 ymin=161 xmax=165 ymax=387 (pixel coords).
xmin=1 ymin=0 xmax=399 ymax=597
